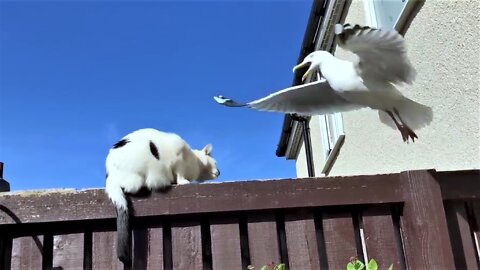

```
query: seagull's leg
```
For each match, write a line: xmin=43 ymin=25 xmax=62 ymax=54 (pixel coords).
xmin=394 ymin=108 xmax=418 ymax=142
xmin=386 ymin=110 xmax=409 ymax=142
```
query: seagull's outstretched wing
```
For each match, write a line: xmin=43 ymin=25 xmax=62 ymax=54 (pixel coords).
xmin=335 ymin=23 xmax=416 ymax=85
xmin=214 ymin=79 xmax=364 ymax=116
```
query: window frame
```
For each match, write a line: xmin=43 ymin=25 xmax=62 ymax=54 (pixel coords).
xmin=364 ymin=0 xmax=424 ymax=34
xmin=313 ymin=69 xmax=345 ymax=175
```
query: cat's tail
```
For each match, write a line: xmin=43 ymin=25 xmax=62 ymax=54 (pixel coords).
xmin=116 ymin=205 xmax=131 ymax=266
xmin=106 ymin=177 xmax=132 ymax=266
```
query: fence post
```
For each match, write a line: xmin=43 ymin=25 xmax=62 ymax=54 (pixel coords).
xmin=399 ymin=170 xmax=455 ymax=269
xmin=0 ymin=161 xmax=12 ymax=269
xmin=0 ymin=162 xmax=10 ymax=192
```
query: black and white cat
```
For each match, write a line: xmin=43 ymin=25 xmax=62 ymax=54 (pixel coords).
xmin=105 ymin=128 xmax=220 ymax=266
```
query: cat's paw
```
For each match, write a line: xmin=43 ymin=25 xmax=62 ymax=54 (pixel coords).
xmin=177 ymin=178 xmax=190 ymax=185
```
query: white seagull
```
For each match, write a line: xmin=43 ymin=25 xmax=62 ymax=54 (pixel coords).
xmin=214 ymin=23 xmax=432 ymax=142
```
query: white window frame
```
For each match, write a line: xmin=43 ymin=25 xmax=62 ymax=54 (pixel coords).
xmin=319 ymin=112 xmax=345 ymax=175
xmin=312 ymin=70 xmax=345 ymax=176
xmin=364 ymin=0 xmax=424 ymax=32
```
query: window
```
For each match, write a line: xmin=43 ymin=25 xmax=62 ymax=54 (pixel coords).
xmin=313 ymin=71 xmax=345 ymax=175
xmin=366 ymin=0 xmax=408 ymax=29
xmin=319 ymin=113 xmax=344 ymax=156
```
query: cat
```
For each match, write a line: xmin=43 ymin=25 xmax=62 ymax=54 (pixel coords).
xmin=105 ymin=128 xmax=220 ymax=266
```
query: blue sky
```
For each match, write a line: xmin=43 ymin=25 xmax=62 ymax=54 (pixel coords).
xmin=0 ymin=1 xmax=311 ymax=191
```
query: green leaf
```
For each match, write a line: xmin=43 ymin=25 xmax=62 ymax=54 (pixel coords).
xmin=366 ymin=259 xmax=378 ymax=270
xmin=347 ymin=260 xmax=365 ymax=270
xmin=387 ymin=264 xmax=393 ymax=270
xmin=260 ymin=266 xmax=267 ymax=270
xmin=347 ymin=262 xmax=356 ymax=270
xmin=274 ymin=264 xmax=286 ymax=270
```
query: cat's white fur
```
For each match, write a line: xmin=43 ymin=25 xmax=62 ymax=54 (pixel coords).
xmin=105 ymin=128 xmax=220 ymax=210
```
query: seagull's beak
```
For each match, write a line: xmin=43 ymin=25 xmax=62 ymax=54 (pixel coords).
xmin=301 ymin=68 xmax=314 ymax=82
xmin=293 ymin=61 xmax=313 ymax=82
xmin=292 ymin=61 xmax=310 ymax=73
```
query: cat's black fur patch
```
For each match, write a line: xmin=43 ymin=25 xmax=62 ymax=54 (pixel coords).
xmin=113 ymin=139 xmax=130 ymax=149
xmin=149 ymin=141 xmax=160 ymax=160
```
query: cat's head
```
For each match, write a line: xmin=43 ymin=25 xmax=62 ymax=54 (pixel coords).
xmin=193 ymin=144 xmax=220 ymax=181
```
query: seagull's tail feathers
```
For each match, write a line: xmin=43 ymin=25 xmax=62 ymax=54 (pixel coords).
xmin=379 ymin=97 xmax=433 ymax=131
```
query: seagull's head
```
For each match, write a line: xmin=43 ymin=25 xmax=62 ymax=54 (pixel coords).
xmin=292 ymin=51 xmax=332 ymax=81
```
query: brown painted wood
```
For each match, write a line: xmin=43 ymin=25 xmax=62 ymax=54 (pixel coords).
xmin=0 ymin=169 xmax=478 ymax=269
xmin=11 ymin=236 xmax=42 ymax=270
xmin=92 ymin=231 xmax=123 ymax=270
xmin=284 ymin=210 xmax=320 ymax=270
xmin=362 ymin=206 xmax=402 ymax=270
xmin=444 ymin=201 xmax=479 ymax=270
xmin=136 ymin=227 xmax=164 ymax=270
xmin=471 ymin=202 xmax=480 ymax=267
xmin=399 ymin=170 xmax=456 ymax=270
xmin=0 ymin=174 xmax=405 ymax=225
xmin=210 ymin=216 xmax=242 ymax=270
xmin=171 ymin=221 xmax=202 ymax=270
xmin=0 ymin=237 xmax=12 ymax=270
xmin=322 ymin=211 xmax=357 ymax=269
xmin=52 ymin=233 xmax=84 ymax=269
xmin=437 ymin=170 xmax=480 ymax=200
xmin=247 ymin=213 xmax=280 ymax=268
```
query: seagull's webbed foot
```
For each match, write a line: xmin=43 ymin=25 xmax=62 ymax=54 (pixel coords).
xmin=386 ymin=109 xmax=418 ymax=143
xmin=399 ymin=125 xmax=418 ymax=143
xmin=393 ymin=108 xmax=418 ymax=143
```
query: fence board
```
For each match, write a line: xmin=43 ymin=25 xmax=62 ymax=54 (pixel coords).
xmin=472 ymin=202 xmax=480 ymax=266
xmin=400 ymin=170 xmax=456 ymax=270
xmin=0 ymin=174 xmax=404 ymax=225
xmin=210 ymin=216 xmax=242 ymax=270
xmin=171 ymin=221 xmax=202 ymax=270
xmin=52 ymin=233 xmax=84 ymax=270
xmin=11 ymin=236 xmax=43 ymax=270
xmin=437 ymin=170 xmax=480 ymax=200
xmin=92 ymin=231 xmax=123 ymax=270
xmin=444 ymin=201 xmax=479 ymax=270
xmin=322 ymin=211 xmax=357 ymax=269
xmin=0 ymin=237 xmax=12 ymax=270
xmin=247 ymin=213 xmax=280 ymax=268
xmin=362 ymin=207 xmax=402 ymax=270
xmin=134 ymin=227 xmax=164 ymax=270
xmin=284 ymin=210 xmax=320 ymax=270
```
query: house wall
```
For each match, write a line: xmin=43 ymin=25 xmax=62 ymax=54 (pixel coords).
xmin=296 ymin=0 xmax=480 ymax=177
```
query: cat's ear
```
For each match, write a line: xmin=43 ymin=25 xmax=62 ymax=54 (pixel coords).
xmin=203 ymin=144 xmax=213 ymax=156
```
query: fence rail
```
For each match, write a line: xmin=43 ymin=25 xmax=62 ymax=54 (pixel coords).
xmin=0 ymin=169 xmax=479 ymax=270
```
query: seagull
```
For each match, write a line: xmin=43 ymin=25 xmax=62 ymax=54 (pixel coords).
xmin=214 ymin=23 xmax=433 ymax=143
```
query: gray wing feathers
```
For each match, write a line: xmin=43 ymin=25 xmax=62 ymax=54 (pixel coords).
xmin=246 ymin=80 xmax=363 ymax=115
xmin=335 ymin=24 xmax=416 ymax=85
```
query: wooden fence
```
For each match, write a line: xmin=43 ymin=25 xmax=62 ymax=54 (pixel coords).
xmin=0 ymin=169 xmax=479 ymax=270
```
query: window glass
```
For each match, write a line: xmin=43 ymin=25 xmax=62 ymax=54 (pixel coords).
xmin=373 ymin=0 xmax=407 ymax=29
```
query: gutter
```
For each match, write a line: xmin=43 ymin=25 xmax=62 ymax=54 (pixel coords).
xmin=275 ymin=0 xmax=328 ymax=157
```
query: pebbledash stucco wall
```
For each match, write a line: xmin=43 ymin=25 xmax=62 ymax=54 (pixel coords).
xmin=296 ymin=0 xmax=480 ymax=178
